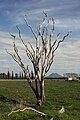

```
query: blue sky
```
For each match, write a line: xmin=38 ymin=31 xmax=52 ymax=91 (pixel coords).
xmin=0 ymin=0 xmax=80 ymax=75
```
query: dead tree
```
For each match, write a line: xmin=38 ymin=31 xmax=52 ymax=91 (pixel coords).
xmin=6 ymin=12 xmax=70 ymax=106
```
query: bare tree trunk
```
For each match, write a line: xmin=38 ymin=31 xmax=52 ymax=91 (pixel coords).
xmin=37 ymin=78 xmax=45 ymax=106
xmin=40 ymin=79 xmax=45 ymax=103
xmin=35 ymin=78 xmax=40 ymax=100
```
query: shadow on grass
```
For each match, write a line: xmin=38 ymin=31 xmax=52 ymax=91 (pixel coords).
xmin=0 ymin=95 xmax=35 ymax=107
xmin=0 ymin=95 xmax=20 ymax=104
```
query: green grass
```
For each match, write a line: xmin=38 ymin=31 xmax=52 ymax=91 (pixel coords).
xmin=0 ymin=80 xmax=80 ymax=120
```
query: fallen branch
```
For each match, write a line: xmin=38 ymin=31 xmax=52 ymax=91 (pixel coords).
xmin=50 ymin=118 xmax=53 ymax=120
xmin=8 ymin=106 xmax=46 ymax=117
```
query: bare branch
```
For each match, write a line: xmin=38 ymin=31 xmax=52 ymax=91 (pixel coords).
xmin=25 ymin=45 xmax=35 ymax=63
xmin=45 ymin=55 xmax=54 ymax=73
xmin=16 ymin=26 xmax=35 ymax=64
xmin=16 ymin=26 xmax=27 ymax=47
xmin=6 ymin=49 xmax=25 ymax=72
xmin=53 ymin=32 xmax=70 ymax=53
xmin=43 ymin=11 xmax=48 ymax=18
xmin=51 ymin=33 xmax=60 ymax=49
xmin=24 ymin=15 xmax=37 ymax=40
xmin=28 ymin=42 xmax=35 ymax=55
xmin=51 ymin=18 xmax=55 ymax=31
xmin=9 ymin=33 xmax=16 ymax=39
xmin=9 ymin=32 xmax=25 ymax=70
xmin=37 ymin=27 xmax=45 ymax=45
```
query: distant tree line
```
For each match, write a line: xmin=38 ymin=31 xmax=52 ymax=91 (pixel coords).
xmin=0 ymin=70 xmax=34 ymax=79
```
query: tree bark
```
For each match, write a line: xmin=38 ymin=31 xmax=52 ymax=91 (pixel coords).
xmin=37 ymin=78 xmax=45 ymax=106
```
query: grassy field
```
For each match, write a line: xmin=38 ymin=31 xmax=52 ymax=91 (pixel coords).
xmin=0 ymin=80 xmax=80 ymax=120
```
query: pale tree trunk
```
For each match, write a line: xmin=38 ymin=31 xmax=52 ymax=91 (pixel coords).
xmin=37 ymin=78 xmax=45 ymax=106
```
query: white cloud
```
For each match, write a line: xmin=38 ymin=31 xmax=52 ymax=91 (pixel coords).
xmin=6 ymin=0 xmax=79 ymax=26
xmin=55 ymin=18 xmax=80 ymax=30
